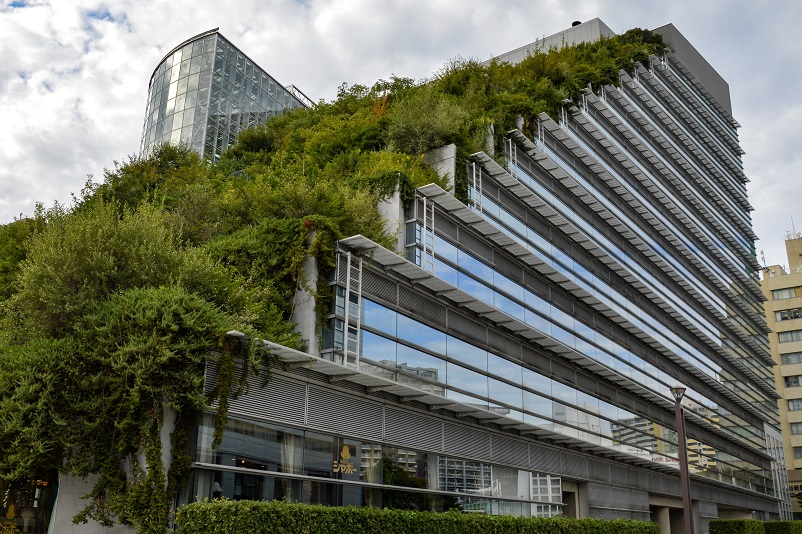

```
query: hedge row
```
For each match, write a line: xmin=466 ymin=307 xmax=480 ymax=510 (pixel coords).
xmin=174 ymin=500 xmax=660 ymax=534
xmin=765 ymin=522 xmax=802 ymax=534
xmin=710 ymin=520 xmax=802 ymax=534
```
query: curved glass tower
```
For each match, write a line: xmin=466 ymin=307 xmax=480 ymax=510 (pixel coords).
xmin=140 ymin=29 xmax=309 ymax=160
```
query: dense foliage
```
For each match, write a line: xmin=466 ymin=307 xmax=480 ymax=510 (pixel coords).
xmin=764 ymin=521 xmax=802 ymax=534
xmin=710 ymin=519 xmax=768 ymax=534
xmin=175 ymin=500 xmax=660 ymax=534
xmin=0 ymin=28 xmax=665 ymax=532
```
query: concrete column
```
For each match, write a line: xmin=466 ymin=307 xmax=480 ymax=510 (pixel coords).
xmin=49 ymin=474 xmax=134 ymax=534
xmin=577 ymin=482 xmax=590 ymax=518
xmin=652 ymin=506 xmax=670 ymax=534
xmin=377 ymin=184 xmax=405 ymax=254
xmin=290 ymin=230 xmax=319 ymax=355
xmin=422 ymin=143 xmax=457 ymax=191
xmin=485 ymin=124 xmax=495 ymax=156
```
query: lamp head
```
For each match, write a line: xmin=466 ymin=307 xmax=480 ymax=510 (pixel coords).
xmin=670 ymin=386 xmax=686 ymax=401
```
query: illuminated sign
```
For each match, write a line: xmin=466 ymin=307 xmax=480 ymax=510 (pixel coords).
xmin=332 ymin=444 xmax=355 ymax=474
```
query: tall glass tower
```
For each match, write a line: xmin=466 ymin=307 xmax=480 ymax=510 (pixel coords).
xmin=140 ymin=29 xmax=310 ymax=160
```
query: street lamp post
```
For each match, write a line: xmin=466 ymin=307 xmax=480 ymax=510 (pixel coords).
xmin=671 ymin=386 xmax=694 ymax=534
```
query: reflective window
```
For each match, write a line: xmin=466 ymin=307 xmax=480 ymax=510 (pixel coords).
xmin=782 ymin=352 xmax=802 ymax=364
xmin=362 ymin=299 xmax=397 ymax=336
xmin=447 ymin=362 xmax=488 ymax=398
xmin=193 ymin=415 xmax=564 ymax=515
xmin=331 ymin=294 xmax=771 ymax=492
xmin=396 ymin=344 xmax=446 ymax=384
xmin=780 ymin=330 xmax=802 ymax=343
xmin=774 ymin=287 xmax=802 ymax=300
xmin=447 ymin=335 xmax=487 ymax=370
xmin=397 ymin=314 xmax=446 ymax=354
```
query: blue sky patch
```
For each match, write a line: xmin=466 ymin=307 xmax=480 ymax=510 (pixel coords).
xmin=9 ymin=1 xmax=27 ymax=7
xmin=87 ymin=7 xmax=116 ymax=22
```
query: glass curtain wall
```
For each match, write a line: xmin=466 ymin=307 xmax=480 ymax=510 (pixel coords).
xmin=190 ymin=414 xmax=562 ymax=517
xmin=323 ymin=290 xmax=772 ymax=495
xmin=140 ymin=30 xmax=306 ymax=160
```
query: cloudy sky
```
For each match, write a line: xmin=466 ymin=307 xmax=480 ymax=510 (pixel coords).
xmin=1 ymin=0 xmax=799 ymax=266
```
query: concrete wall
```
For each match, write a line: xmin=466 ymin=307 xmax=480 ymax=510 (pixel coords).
xmin=490 ymin=18 xmax=615 ymax=65
xmin=49 ymin=407 xmax=177 ymax=533
xmin=48 ymin=474 xmax=134 ymax=534
xmin=653 ymin=23 xmax=732 ymax=114
xmin=377 ymin=185 xmax=405 ymax=254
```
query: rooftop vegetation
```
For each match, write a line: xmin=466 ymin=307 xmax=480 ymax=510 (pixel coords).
xmin=0 ymin=29 xmax=665 ymax=533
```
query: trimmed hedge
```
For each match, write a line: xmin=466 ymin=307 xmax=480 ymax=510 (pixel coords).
xmin=710 ymin=519 xmax=765 ymax=534
xmin=174 ymin=500 xmax=660 ymax=534
xmin=764 ymin=521 xmax=802 ymax=534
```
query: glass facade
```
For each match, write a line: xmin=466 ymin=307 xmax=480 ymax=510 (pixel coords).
xmin=187 ymin=414 xmax=562 ymax=517
xmin=324 ymin=292 xmax=773 ymax=495
xmin=140 ymin=30 xmax=307 ymax=160
xmin=0 ymin=478 xmax=55 ymax=534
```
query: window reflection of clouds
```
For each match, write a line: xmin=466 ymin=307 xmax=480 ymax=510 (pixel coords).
xmin=436 ymin=235 xmax=459 ymax=263
xmin=524 ymin=413 xmax=549 ymax=426
xmin=576 ymin=391 xmax=599 ymax=414
xmin=551 ymin=381 xmax=577 ymax=405
xmin=361 ymin=330 xmax=396 ymax=366
xmin=447 ymin=362 xmax=488 ymax=398
xmin=522 ymin=368 xmax=550 ymax=396
xmin=494 ymin=293 xmax=525 ymax=321
xmin=524 ymin=390 xmax=551 ymax=415
xmin=446 ymin=389 xmax=485 ymax=408
xmin=446 ymin=336 xmax=486 ymax=370
xmin=356 ymin=300 xmax=767 ymax=481
xmin=433 ymin=257 xmax=459 ymax=286
xmin=494 ymin=271 xmax=524 ymax=300
xmin=457 ymin=272 xmax=494 ymax=303
xmin=525 ymin=308 xmax=552 ymax=335
xmin=489 ymin=377 xmax=523 ymax=409
xmin=397 ymin=314 xmax=446 ymax=354
xmin=495 ymin=165 xmax=726 ymax=348
xmin=433 ymin=219 xmax=760 ymax=432
xmin=432 ymin=229 xmax=736 ymax=427
xmin=458 ymin=250 xmax=493 ymax=280
xmin=362 ymin=299 xmax=397 ymax=336
xmin=487 ymin=353 xmax=522 ymax=384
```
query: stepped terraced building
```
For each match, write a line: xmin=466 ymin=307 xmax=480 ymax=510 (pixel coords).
xmin=128 ymin=19 xmax=791 ymax=534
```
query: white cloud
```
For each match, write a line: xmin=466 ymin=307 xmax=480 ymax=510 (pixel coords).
xmin=2 ymin=0 xmax=801 ymax=269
